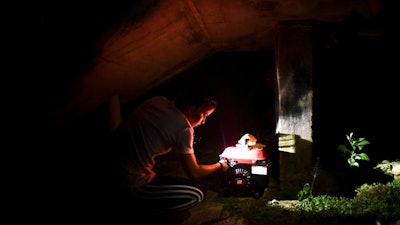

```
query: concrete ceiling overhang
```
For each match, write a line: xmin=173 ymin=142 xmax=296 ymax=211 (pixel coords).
xmin=42 ymin=0 xmax=382 ymax=126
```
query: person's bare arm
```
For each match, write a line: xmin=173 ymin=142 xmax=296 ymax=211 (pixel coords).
xmin=178 ymin=153 xmax=229 ymax=179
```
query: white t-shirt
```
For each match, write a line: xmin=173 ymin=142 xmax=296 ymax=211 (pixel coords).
xmin=117 ymin=96 xmax=194 ymax=187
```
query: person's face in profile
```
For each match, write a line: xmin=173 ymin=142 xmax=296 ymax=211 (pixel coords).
xmin=187 ymin=104 xmax=216 ymax=128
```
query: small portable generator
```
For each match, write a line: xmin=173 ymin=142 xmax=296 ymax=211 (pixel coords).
xmin=219 ymin=135 xmax=271 ymax=199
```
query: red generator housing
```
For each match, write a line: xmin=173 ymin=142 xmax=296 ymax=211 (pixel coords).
xmin=219 ymin=145 xmax=271 ymax=199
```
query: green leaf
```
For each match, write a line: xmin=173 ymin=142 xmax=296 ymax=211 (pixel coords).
xmin=348 ymin=158 xmax=359 ymax=167
xmin=356 ymin=153 xmax=370 ymax=161
xmin=347 ymin=132 xmax=353 ymax=140
xmin=298 ymin=183 xmax=311 ymax=200
xmin=337 ymin=144 xmax=349 ymax=153
xmin=357 ymin=139 xmax=371 ymax=149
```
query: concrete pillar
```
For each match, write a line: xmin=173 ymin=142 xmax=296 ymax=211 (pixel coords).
xmin=275 ymin=20 xmax=313 ymax=189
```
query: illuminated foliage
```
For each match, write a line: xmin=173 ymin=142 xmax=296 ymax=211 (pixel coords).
xmin=337 ymin=132 xmax=371 ymax=167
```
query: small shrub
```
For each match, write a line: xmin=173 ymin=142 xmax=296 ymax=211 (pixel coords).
xmin=337 ymin=132 xmax=371 ymax=167
xmin=352 ymin=180 xmax=400 ymax=219
xmin=298 ymin=157 xmax=320 ymax=201
xmin=296 ymin=195 xmax=352 ymax=215
xmin=295 ymin=180 xmax=400 ymax=220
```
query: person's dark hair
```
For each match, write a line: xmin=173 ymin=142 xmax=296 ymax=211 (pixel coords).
xmin=174 ymin=91 xmax=217 ymax=110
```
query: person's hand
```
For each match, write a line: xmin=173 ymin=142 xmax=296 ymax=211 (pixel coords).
xmin=219 ymin=158 xmax=229 ymax=172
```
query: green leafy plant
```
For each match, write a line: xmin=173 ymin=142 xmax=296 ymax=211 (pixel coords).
xmin=298 ymin=157 xmax=320 ymax=200
xmin=337 ymin=132 xmax=371 ymax=167
xmin=295 ymin=180 xmax=400 ymax=220
xmin=297 ymin=183 xmax=311 ymax=201
xmin=220 ymin=180 xmax=400 ymax=225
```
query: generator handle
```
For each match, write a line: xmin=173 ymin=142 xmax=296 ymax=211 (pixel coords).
xmin=220 ymin=156 xmax=236 ymax=167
